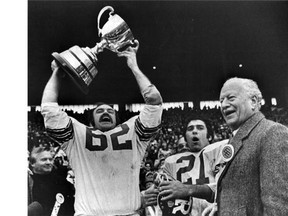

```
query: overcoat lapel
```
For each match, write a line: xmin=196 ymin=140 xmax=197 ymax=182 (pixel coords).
xmin=217 ymin=112 xmax=265 ymax=192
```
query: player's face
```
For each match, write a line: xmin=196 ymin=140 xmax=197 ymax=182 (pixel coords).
xmin=31 ymin=151 xmax=54 ymax=174
xmin=220 ymin=81 xmax=255 ymax=131
xmin=93 ymin=104 xmax=117 ymax=131
xmin=185 ymin=120 xmax=209 ymax=152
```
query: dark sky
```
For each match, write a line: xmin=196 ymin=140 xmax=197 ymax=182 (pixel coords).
xmin=28 ymin=0 xmax=288 ymax=106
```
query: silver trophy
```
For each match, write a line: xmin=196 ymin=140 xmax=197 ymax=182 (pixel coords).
xmin=52 ymin=6 xmax=135 ymax=94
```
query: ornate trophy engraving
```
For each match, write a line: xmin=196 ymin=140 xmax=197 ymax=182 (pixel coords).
xmin=52 ymin=6 xmax=135 ymax=94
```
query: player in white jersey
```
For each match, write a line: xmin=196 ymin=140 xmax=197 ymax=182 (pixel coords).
xmin=41 ymin=40 xmax=163 ymax=216
xmin=157 ymin=117 xmax=229 ymax=216
xmin=200 ymin=139 xmax=229 ymax=216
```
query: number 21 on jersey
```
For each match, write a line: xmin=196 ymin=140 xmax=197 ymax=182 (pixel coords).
xmin=176 ymin=152 xmax=209 ymax=185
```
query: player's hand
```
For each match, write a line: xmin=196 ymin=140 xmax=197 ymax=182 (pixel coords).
xmin=201 ymin=203 xmax=217 ymax=216
xmin=117 ymin=40 xmax=139 ymax=70
xmin=141 ymin=184 xmax=159 ymax=207
xmin=158 ymin=180 xmax=190 ymax=201
xmin=51 ymin=60 xmax=65 ymax=78
xmin=51 ymin=60 xmax=59 ymax=72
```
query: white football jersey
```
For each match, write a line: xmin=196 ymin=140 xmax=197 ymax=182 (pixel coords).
xmin=41 ymin=102 xmax=162 ymax=216
xmin=161 ymin=139 xmax=229 ymax=216
xmin=202 ymin=139 xmax=229 ymax=194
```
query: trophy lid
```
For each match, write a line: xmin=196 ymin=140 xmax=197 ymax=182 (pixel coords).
xmin=100 ymin=14 xmax=126 ymax=37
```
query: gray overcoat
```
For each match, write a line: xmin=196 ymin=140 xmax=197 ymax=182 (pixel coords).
xmin=216 ymin=112 xmax=288 ymax=216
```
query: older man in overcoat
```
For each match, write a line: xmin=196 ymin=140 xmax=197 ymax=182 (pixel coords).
xmin=216 ymin=77 xmax=288 ymax=215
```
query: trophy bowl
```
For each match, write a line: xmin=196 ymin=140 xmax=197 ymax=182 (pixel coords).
xmin=52 ymin=46 xmax=98 ymax=94
xmin=52 ymin=6 xmax=135 ymax=94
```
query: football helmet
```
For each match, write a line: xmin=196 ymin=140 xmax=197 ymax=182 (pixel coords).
xmin=154 ymin=172 xmax=193 ymax=216
xmin=158 ymin=195 xmax=193 ymax=216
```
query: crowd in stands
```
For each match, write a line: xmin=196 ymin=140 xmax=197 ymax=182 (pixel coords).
xmin=27 ymin=104 xmax=288 ymax=214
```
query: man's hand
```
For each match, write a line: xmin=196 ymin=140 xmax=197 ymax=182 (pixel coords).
xmin=116 ymin=39 xmax=162 ymax=104
xmin=117 ymin=40 xmax=139 ymax=70
xmin=141 ymin=184 xmax=159 ymax=207
xmin=201 ymin=203 xmax=218 ymax=216
xmin=158 ymin=180 xmax=191 ymax=201
xmin=51 ymin=60 xmax=65 ymax=78
xmin=51 ymin=60 xmax=59 ymax=73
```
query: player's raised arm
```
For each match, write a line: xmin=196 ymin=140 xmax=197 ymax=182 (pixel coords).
xmin=41 ymin=60 xmax=64 ymax=104
xmin=40 ymin=60 xmax=75 ymax=146
xmin=117 ymin=40 xmax=163 ymax=105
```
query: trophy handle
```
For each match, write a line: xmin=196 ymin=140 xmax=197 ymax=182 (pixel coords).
xmin=97 ymin=6 xmax=114 ymax=37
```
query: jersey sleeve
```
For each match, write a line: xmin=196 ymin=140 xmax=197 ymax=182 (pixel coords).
xmin=162 ymin=157 xmax=177 ymax=181
xmin=141 ymin=84 xmax=163 ymax=105
xmin=135 ymin=104 xmax=163 ymax=141
xmin=206 ymin=182 xmax=217 ymax=194
xmin=203 ymin=139 xmax=228 ymax=193
xmin=41 ymin=102 xmax=74 ymax=145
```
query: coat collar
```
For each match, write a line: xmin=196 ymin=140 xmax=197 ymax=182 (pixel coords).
xmin=217 ymin=112 xmax=265 ymax=189
xmin=232 ymin=111 xmax=265 ymax=143
xmin=229 ymin=111 xmax=265 ymax=159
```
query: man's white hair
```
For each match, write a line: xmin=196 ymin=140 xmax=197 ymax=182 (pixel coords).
xmin=224 ymin=77 xmax=263 ymax=110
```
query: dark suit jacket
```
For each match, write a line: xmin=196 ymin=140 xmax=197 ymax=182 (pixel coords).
xmin=28 ymin=168 xmax=75 ymax=216
xmin=216 ymin=112 xmax=288 ymax=216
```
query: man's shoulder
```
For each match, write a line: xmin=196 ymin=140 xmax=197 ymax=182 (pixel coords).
xmin=165 ymin=151 xmax=194 ymax=163
xmin=113 ymin=115 xmax=138 ymax=131
xmin=203 ymin=139 xmax=228 ymax=152
xmin=124 ymin=115 xmax=139 ymax=123
xmin=50 ymin=169 xmax=74 ymax=190
xmin=257 ymin=118 xmax=288 ymax=142
xmin=256 ymin=116 xmax=287 ymax=133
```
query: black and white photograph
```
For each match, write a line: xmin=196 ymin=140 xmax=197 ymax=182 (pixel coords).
xmin=14 ymin=0 xmax=288 ymax=215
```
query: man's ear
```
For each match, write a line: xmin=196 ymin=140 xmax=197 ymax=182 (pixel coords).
xmin=30 ymin=162 xmax=35 ymax=170
xmin=251 ymin=95 xmax=258 ymax=110
xmin=208 ymin=135 xmax=213 ymax=143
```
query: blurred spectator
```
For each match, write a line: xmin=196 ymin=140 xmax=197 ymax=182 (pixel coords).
xmin=153 ymin=148 xmax=172 ymax=171
xmin=53 ymin=148 xmax=71 ymax=179
xmin=28 ymin=146 xmax=75 ymax=216
xmin=176 ymin=136 xmax=189 ymax=153
xmin=144 ymin=171 xmax=155 ymax=190
xmin=144 ymin=160 xmax=153 ymax=172
xmin=146 ymin=140 xmax=158 ymax=164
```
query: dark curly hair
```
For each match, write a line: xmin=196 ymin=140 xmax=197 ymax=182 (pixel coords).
xmin=182 ymin=115 xmax=213 ymax=143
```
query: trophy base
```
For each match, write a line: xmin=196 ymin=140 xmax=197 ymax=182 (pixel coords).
xmin=52 ymin=46 xmax=99 ymax=94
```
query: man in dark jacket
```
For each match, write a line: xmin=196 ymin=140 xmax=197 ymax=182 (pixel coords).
xmin=28 ymin=145 xmax=75 ymax=216
xmin=216 ymin=77 xmax=288 ymax=215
